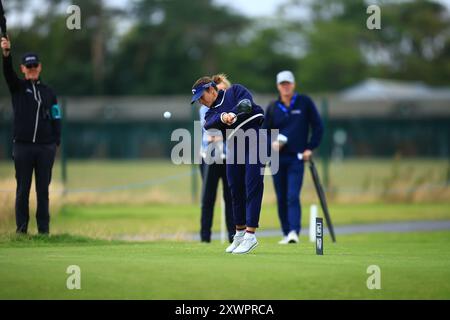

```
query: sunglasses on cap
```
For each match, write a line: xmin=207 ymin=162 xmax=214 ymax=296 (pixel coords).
xmin=25 ymin=63 xmax=39 ymax=69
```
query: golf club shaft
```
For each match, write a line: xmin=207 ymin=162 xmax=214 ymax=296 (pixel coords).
xmin=0 ymin=0 xmax=7 ymax=38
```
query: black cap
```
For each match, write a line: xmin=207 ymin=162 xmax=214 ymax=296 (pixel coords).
xmin=21 ymin=52 xmax=40 ymax=66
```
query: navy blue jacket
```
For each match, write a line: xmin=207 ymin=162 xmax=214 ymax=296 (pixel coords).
xmin=263 ymin=93 xmax=323 ymax=154
xmin=204 ymin=84 xmax=264 ymax=137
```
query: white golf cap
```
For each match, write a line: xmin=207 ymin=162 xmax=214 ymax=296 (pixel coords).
xmin=276 ymin=70 xmax=295 ymax=84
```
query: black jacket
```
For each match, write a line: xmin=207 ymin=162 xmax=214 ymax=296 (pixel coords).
xmin=2 ymin=54 xmax=61 ymax=145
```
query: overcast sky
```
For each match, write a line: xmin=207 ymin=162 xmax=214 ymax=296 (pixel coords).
xmin=106 ymin=0 xmax=284 ymax=16
xmin=7 ymin=0 xmax=450 ymax=27
xmin=218 ymin=0 xmax=450 ymax=16
xmin=106 ymin=0 xmax=450 ymax=17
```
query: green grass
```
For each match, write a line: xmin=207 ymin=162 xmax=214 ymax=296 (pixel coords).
xmin=0 ymin=231 xmax=449 ymax=299
xmin=1 ymin=202 xmax=449 ymax=238
xmin=0 ymin=159 xmax=449 ymax=299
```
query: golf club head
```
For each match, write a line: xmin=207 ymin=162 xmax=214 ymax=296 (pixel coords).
xmin=236 ymin=99 xmax=252 ymax=114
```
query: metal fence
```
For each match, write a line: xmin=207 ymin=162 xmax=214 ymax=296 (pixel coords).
xmin=0 ymin=94 xmax=449 ymax=160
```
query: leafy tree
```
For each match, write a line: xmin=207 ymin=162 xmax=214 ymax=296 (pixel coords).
xmin=367 ymin=0 xmax=450 ymax=85
xmin=218 ymin=27 xmax=298 ymax=93
xmin=281 ymin=0 xmax=450 ymax=91
xmin=107 ymin=0 xmax=249 ymax=95
xmin=1 ymin=0 xmax=118 ymax=96
xmin=1 ymin=0 xmax=448 ymax=96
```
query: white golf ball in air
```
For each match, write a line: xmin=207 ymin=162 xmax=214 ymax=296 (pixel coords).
xmin=164 ymin=111 xmax=172 ymax=119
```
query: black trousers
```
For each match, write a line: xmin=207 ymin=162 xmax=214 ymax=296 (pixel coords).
xmin=13 ymin=142 xmax=57 ymax=234
xmin=200 ymin=160 xmax=235 ymax=243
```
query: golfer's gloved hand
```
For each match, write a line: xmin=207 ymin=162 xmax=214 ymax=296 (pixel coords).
xmin=236 ymin=99 xmax=253 ymax=114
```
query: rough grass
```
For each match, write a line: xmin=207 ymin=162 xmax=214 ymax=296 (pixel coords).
xmin=0 ymin=233 xmax=113 ymax=247
xmin=0 ymin=158 xmax=448 ymax=209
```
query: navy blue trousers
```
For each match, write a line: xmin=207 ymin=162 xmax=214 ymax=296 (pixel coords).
xmin=226 ymin=129 xmax=265 ymax=228
xmin=272 ymin=154 xmax=304 ymax=235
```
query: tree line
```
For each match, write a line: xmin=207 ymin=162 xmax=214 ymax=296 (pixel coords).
xmin=1 ymin=0 xmax=448 ymax=96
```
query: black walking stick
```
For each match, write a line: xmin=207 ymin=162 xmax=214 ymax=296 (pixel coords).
xmin=308 ymin=157 xmax=336 ymax=242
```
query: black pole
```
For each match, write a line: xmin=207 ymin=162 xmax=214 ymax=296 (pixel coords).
xmin=61 ymin=98 xmax=68 ymax=196
xmin=309 ymin=159 xmax=336 ymax=242
xmin=191 ymin=105 xmax=198 ymax=203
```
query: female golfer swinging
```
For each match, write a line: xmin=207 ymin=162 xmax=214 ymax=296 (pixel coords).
xmin=191 ymin=77 xmax=265 ymax=254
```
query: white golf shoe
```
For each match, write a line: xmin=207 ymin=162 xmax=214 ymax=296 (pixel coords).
xmin=287 ymin=231 xmax=299 ymax=244
xmin=225 ymin=233 xmax=245 ymax=253
xmin=232 ymin=233 xmax=258 ymax=254
xmin=278 ymin=236 xmax=290 ymax=244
